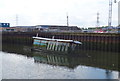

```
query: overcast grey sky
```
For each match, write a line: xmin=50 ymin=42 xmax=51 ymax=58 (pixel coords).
xmin=0 ymin=0 xmax=119 ymax=27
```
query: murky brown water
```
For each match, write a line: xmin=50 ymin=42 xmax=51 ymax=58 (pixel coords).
xmin=1 ymin=43 xmax=119 ymax=79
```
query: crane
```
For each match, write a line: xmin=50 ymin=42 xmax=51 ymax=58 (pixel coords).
xmin=108 ymin=0 xmax=117 ymax=27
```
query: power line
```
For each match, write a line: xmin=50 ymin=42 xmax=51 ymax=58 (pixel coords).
xmin=66 ymin=13 xmax=69 ymax=26
xmin=97 ymin=12 xmax=100 ymax=27
xmin=108 ymin=0 xmax=117 ymax=27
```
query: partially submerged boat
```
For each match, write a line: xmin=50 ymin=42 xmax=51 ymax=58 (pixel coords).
xmin=32 ymin=35 xmax=82 ymax=54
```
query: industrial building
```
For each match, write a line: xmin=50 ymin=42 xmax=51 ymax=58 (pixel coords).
xmin=35 ymin=25 xmax=81 ymax=32
xmin=1 ymin=27 xmax=16 ymax=32
xmin=14 ymin=26 xmax=36 ymax=32
xmin=4 ymin=25 xmax=81 ymax=32
xmin=0 ymin=23 xmax=10 ymax=27
xmin=0 ymin=23 xmax=12 ymax=32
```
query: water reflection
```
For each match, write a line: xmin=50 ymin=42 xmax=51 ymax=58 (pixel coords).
xmin=1 ymin=43 xmax=119 ymax=79
xmin=1 ymin=51 xmax=119 ymax=79
xmin=2 ymin=43 xmax=119 ymax=71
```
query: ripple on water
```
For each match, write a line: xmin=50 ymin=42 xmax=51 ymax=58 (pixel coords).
xmin=1 ymin=51 xmax=119 ymax=79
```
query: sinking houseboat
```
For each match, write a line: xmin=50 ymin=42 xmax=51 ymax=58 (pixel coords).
xmin=32 ymin=35 xmax=82 ymax=54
